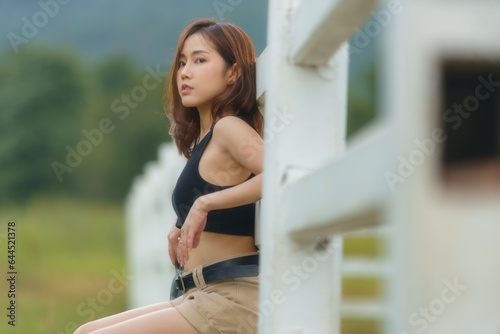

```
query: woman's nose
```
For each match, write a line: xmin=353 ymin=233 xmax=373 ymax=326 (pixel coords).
xmin=180 ymin=64 xmax=191 ymax=79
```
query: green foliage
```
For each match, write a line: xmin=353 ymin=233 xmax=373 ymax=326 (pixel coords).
xmin=0 ymin=197 xmax=127 ymax=334
xmin=0 ymin=42 xmax=377 ymax=203
xmin=0 ymin=47 xmax=87 ymax=201
xmin=69 ymin=56 xmax=170 ymax=200
xmin=0 ymin=46 xmax=170 ymax=203
xmin=347 ymin=60 xmax=378 ymax=138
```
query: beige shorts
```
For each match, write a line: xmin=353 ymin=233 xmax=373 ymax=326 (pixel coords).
xmin=170 ymin=252 xmax=260 ymax=334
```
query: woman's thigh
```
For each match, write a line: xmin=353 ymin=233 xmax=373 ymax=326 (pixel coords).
xmin=88 ymin=307 xmax=198 ymax=334
xmin=74 ymin=301 xmax=175 ymax=333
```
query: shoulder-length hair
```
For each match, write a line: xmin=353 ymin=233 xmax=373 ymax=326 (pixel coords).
xmin=164 ymin=18 xmax=263 ymax=159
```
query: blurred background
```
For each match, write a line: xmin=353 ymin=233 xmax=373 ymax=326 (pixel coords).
xmin=0 ymin=0 xmax=379 ymax=333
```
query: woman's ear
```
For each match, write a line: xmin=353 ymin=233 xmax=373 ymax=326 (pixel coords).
xmin=226 ymin=63 xmax=240 ymax=84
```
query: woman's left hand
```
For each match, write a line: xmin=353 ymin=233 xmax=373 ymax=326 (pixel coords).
xmin=177 ymin=196 xmax=209 ymax=266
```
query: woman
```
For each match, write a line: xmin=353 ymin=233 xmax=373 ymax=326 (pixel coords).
xmin=74 ymin=18 xmax=264 ymax=334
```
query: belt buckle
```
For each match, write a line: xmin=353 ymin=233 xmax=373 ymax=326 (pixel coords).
xmin=176 ymin=263 xmax=186 ymax=291
xmin=170 ymin=265 xmax=185 ymax=300
xmin=178 ymin=272 xmax=186 ymax=292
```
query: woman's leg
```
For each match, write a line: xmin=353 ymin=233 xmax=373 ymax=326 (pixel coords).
xmin=74 ymin=301 xmax=175 ymax=334
xmin=86 ymin=307 xmax=198 ymax=334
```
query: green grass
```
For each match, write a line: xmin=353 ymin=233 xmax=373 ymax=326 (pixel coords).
xmin=0 ymin=197 xmax=127 ymax=334
xmin=342 ymin=318 xmax=380 ymax=334
xmin=344 ymin=235 xmax=385 ymax=258
xmin=0 ymin=197 xmax=387 ymax=333
xmin=342 ymin=235 xmax=386 ymax=333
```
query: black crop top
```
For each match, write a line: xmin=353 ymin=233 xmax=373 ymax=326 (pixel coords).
xmin=171 ymin=118 xmax=256 ymax=237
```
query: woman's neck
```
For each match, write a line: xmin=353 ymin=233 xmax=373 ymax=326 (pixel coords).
xmin=197 ymin=105 xmax=234 ymax=139
xmin=198 ymin=106 xmax=213 ymax=139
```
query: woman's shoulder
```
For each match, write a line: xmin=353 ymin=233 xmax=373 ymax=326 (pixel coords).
xmin=213 ymin=114 xmax=254 ymax=133
xmin=211 ymin=115 xmax=260 ymax=147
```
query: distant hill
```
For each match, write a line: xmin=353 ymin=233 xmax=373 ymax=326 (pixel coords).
xmin=0 ymin=0 xmax=269 ymax=65
xmin=0 ymin=0 xmax=380 ymax=101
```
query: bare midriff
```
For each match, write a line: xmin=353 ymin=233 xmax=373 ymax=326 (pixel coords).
xmin=183 ymin=231 xmax=257 ymax=272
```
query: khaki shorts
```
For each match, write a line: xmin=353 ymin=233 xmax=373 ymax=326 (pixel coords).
xmin=170 ymin=252 xmax=260 ymax=334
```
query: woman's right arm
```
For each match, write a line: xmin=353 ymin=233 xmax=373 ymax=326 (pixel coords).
xmin=167 ymin=217 xmax=181 ymax=268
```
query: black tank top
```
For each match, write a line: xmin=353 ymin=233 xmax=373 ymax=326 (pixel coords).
xmin=171 ymin=117 xmax=256 ymax=237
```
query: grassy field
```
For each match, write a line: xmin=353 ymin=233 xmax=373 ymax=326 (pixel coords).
xmin=0 ymin=196 xmax=383 ymax=333
xmin=0 ymin=197 xmax=127 ymax=334
xmin=342 ymin=234 xmax=385 ymax=333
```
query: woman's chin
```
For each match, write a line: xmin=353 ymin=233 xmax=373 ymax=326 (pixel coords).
xmin=180 ymin=100 xmax=197 ymax=108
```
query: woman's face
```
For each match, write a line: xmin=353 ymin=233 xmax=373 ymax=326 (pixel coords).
xmin=177 ymin=33 xmax=233 ymax=111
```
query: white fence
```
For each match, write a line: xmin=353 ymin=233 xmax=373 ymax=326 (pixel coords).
xmin=126 ymin=142 xmax=185 ymax=307
xmin=127 ymin=0 xmax=500 ymax=333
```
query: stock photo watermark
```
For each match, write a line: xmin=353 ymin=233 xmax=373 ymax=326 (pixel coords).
xmin=51 ymin=64 xmax=168 ymax=183
xmin=320 ymin=0 xmax=406 ymax=75
xmin=7 ymin=0 xmax=73 ymax=54
xmin=384 ymin=73 xmax=500 ymax=192
xmin=399 ymin=278 xmax=467 ymax=334
xmin=348 ymin=0 xmax=403 ymax=58
xmin=236 ymin=238 xmax=342 ymax=333
xmin=213 ymin=0 xmax=243 ymax=20
xmin=6 ymin=221 xmax=17 ymax=327
xmin=50 ymin=267 xmax=132 ymax=334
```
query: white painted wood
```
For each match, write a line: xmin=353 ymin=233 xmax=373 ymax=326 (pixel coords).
xmin=283 ymin=124 xmax=397 ymax=243
xmin=341 ymin=299 xmax=387 ymax=319
xmin=342 ymin=258 xmax=391 ymax=278
xmin=126 ymin=143 xmax=185 ymax=308
xmin=381 ymin=1 xmax=500 ymax=333
xmin=290 ymin=0 xmax=377 ymax=65
xmin=259 ymin=0 xmax=378 ymax=332
xmin=256 ymin=46 xmax=269 ymax=111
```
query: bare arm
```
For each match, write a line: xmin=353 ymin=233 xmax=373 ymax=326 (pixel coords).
xmin=199 ymin=115 xmax=264 ymax=208
xmin=197 ymin=170 xmax=262 ymax=210
xmin=177 ymin=116 xmax=264 ymax=265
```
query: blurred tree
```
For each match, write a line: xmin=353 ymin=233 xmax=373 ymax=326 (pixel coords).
xmin=0 ymin=47 xmax=171 ymax=204
xmin=0 ymin=43 xmax=376 ymax=203
xmin=0 ymin=47 xmax=88 ymax=202
xmin=73 ymin=56 xmax=170 ymax=200
xmin=347 ymin=59 xmax=377 ymax=138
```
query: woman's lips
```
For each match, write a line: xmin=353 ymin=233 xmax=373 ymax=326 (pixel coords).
xmin=181 ymin=84 xmax=193 ymax=94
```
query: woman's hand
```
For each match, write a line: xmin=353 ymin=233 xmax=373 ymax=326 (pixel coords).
xmin=167 ymin=219 xmax=181 ymax=268
xmin=177 ymin=196 xmax=209 ymax=266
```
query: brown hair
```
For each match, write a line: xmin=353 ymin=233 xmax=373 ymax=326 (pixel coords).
xmin=164 ymin=18 xmax=263 ymax=158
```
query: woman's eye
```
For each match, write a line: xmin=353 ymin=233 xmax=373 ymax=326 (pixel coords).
xmin=196 ymin=58 xmax=206 ymax=63
xmin=179 ymin=61 xmax=186 ymax=67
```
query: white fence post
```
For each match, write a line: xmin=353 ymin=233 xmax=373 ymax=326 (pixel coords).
xmin=258 ymin=0 xmax=378 ymax=332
